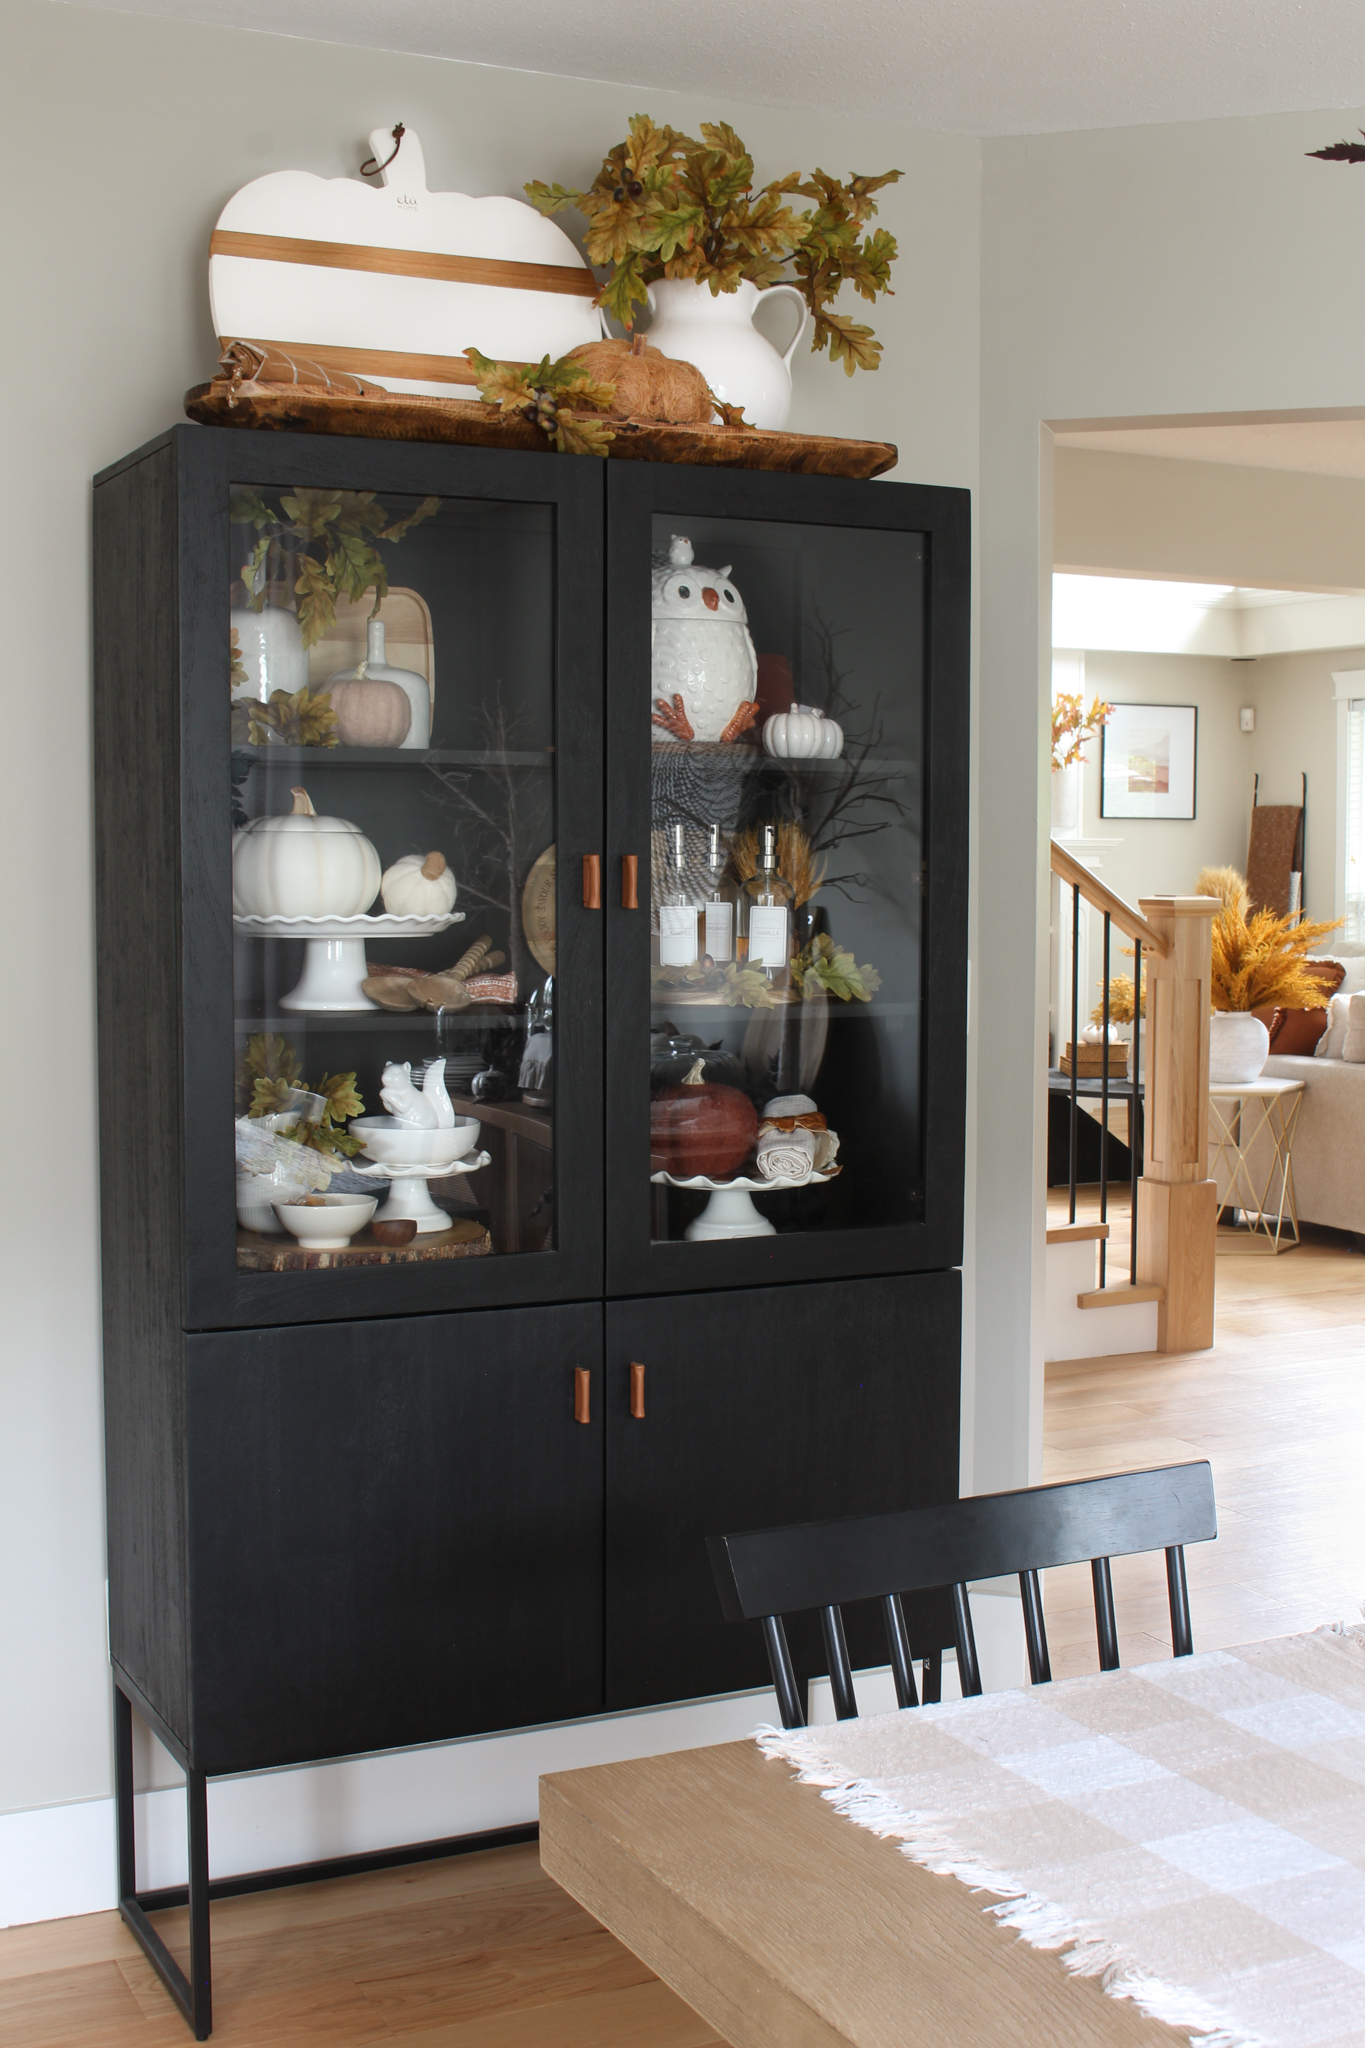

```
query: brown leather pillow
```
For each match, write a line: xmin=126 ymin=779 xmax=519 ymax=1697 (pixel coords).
xmin=1305 ymin=959 xmax=1347 ymax=998
xmin=1268 ymin=1006 xmax=1329 ymax=1055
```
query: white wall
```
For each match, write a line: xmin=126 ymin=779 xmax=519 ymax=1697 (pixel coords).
xmin=1055 ymin=446 xmax=1365 ymax=592
xmin=1246 ymin=646 xmax=1357 ymax=928
xmin=1052 ymin=448 xmax=1365 ymax=939
xmin=1 ymin=0 xmax=981 ymax=1916
xmin=979 ymin=106 xmax=1365 ymax=1498
xmin=1069 ymin=650 xmax=1253 ymax=904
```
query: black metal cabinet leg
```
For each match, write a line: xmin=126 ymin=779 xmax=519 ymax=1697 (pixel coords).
xmin=187 ymin=1771 xmax=212 ymax=2039
xmin=114 ymin=1686 xmax=137 ymax=1903
xmin=113 ymin=1679 xmax=213 ymax=2038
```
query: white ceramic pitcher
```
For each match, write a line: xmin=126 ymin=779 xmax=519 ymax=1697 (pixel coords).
xmin=643 ymin=278 xmax=810 ymax=431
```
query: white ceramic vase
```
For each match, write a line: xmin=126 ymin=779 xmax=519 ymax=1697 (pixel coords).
xmin=231 ymin=602 xmax=308 ymax=703
xmin=1050 ymin=764 xmax=1082 ymax=838
xmin=645 ymin=278 xmax=809 ymax=431
xmin=1208 ymin=1010 xmax=1270 ymax=1085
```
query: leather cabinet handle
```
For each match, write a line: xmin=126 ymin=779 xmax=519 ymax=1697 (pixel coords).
xmin=574 ymin=1367 xmax=591 ymax=1425
xmin=630 ymin=1361 xmax=645 ymax=1420
xmin=621 ymin=854 xmax=639 ymax=910
xmin=582 ymin=854 xmax=601 ymax=910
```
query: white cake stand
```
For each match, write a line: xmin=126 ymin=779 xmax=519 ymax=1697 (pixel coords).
xmin=351 ymin=1151 xmax=491 ymax=1232
xmin=233 ymin=910 xmax=464 ymax=1011
xmin=650 ymin=1166 xmax=838 ymax=1241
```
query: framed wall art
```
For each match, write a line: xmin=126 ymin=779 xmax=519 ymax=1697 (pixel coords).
xmin=1100 ymin=702 xmax=1197 ymax=820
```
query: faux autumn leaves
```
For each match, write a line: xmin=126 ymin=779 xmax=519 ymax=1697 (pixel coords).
xmin=527 ymin=117 xmax=902 ymax=377
xmin=464 ymin=119 xmax=901 ymax=455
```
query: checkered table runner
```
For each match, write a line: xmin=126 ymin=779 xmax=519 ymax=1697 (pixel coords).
xmin=759 ymin=1628 xmax=1365 ymax=2047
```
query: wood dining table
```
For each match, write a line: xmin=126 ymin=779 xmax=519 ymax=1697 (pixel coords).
xmin=540 ymin=1628 xmax=1365 ymax=2048
xmin=540 ymin=1737 xmax=1183 ymax=2048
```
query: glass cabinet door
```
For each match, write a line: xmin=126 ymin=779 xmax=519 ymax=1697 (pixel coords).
xmin=190 ymin=444 xmax=604 ymax=1323
xmin=605 ymin=469 xmax=969 ymax=1295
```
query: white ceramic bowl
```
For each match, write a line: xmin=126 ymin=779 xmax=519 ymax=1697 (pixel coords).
xmin=349 ymin=1114 xmax=481 ymax=1168
xmin=273 ymin=1193 xmax=378 ymax=1249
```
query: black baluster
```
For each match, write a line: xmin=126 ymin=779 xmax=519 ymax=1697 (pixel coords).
xmin=1100 ymin=910 xmax=1111 ymax=1287
xmin=1070 ymin=881 xmax=1081 ymax=1224
xmin=1130 ymin=939 xmax=1143 ymax=1286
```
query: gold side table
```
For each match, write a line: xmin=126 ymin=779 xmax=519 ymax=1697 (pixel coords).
xmin=1209 ymin=1077 xmax=1306 ymax=1254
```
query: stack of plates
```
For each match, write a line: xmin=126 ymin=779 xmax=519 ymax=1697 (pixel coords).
xmin=416 ymin=1054 xmax=484 ymax=1095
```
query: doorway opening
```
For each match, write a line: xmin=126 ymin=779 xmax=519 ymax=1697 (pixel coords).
xmin=1037 ymin=408 xmax=1365 ymax=1673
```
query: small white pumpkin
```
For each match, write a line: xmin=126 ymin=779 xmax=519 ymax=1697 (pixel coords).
xmin=232 ymin=786 xmax=381 ymax=918
xmin=381 ymin=851 xmax=458 ymax=917
xmin=761 ymin=704 xmax=844 ymax=760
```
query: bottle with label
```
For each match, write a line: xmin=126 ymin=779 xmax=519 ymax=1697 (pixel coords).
xmin=701 ymin=824 xmax=737 ymax=965
xmin=743 ymin=824 xmax=794 ymax=985
xmin=658 ymin=823 xmax=702 ymax=967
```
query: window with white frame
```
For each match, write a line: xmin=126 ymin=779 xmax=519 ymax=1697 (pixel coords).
xmin=1345 ymin=696 xmax=1365 ymax=942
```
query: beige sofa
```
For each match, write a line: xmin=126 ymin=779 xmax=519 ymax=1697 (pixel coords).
xmin=1250 ymin=1052 xmax=1365 ymax=1235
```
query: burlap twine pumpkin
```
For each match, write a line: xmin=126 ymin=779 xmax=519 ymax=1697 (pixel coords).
xmin=565 ymin=337 xmax=715 ymax=424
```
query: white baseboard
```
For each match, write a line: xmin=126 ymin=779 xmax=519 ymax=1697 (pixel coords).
xmin=1 ymin=1588 xmax=1027 ymax=1929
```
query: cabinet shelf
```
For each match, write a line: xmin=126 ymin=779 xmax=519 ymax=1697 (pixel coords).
xmin=649 ymin=996 xmax=919 ymax=1020
xmin=234 ymin=1009 xmax=505 ymax=1034
xmin=231 ymin=746 xmax=553 ymax=770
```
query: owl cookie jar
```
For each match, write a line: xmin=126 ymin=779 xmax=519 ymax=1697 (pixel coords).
xmin=651 ymin=536 xmax=759 ymax=745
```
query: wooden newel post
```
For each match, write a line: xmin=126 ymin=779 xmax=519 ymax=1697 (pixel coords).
xmin=1137 ymin=896 xmax=1219 ymax=1352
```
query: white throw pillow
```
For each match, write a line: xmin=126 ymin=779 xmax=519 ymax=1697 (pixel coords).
xmin=1319 ymin=949 xmax=1365 ymax=996
xmin=1343 ymin=993 xmax=1365 ymax=1064
xmin=1317 ymin=991 xmax=1352 ymax=1058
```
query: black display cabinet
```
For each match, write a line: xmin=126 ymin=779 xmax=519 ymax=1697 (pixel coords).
xmin=94 ymin=425 xmax=970 ymax=2035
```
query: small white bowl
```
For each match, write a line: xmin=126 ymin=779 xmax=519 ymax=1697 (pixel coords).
xmin=349 ymin=1114 xmax=481 ymax=1168
xmin=273 ymin=1193 xmax=378 ymax=1249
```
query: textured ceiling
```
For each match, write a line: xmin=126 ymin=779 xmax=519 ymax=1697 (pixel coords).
xmin=1055 ymin=420 xmax=1365 ymax=480
xmin=66 ymin=0 xmax=1365 ymax=135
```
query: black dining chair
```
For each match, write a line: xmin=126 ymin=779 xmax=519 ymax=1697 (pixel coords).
xmin=708 ymin=1460 xmax=1217 ymax=1730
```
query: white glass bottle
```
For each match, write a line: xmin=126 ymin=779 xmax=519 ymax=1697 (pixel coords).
xmin=701 ymin=824 xmax=736 ymax=965
xmin=658 ymin=823 xmax=702 ymax=967
xmin=743 ymin=824 xmax=794 ymax=983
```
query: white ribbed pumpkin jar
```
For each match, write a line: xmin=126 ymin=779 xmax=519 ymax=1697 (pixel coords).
xmin=231 ymin=786 xmax=381 ymax=919
xmin=762 ymin=704 xmax=844 ymax=759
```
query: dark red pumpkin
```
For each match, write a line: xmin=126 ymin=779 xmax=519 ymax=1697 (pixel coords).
xmin=650 ymin=1060 xmax=757 ymax=1179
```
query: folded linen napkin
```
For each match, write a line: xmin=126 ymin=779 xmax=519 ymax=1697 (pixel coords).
xmin=755 ymin=1093 xmax=840 ymax=1181
xmin=756 ymin=1126 xmax=818 ymax=1181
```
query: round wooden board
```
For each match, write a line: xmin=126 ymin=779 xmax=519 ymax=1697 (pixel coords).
xmin=185 ymin=383 xmax=898 ymax=479
xmin=522 ymin=844 xmax=556 ymax=975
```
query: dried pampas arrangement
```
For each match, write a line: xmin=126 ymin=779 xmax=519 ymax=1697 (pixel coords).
xmin=1195 ymin=866 xmax=1250 ymax=920
xmin=1200 ymin=866 xmax=1342 ymax=1012
xmin=731 ymin=823 xmax=827 ymax=906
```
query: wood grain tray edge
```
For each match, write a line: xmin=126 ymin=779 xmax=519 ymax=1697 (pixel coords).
xmin=236 ymin=1217 xmax=491 ymax=1269
xmin=539 ymin=1740 xmax=1190 ymax=2048
xmin=184 ymin=384 xmax=898 ymax=479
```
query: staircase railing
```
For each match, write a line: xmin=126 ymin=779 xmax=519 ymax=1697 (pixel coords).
xmin=1049 ymin=842 xmax=1218 ymax=1351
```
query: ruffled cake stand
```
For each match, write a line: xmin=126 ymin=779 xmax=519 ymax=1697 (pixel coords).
xmin=351 ymin=1151 xmax=492 ymax=1232
xmin=233 ymin=910 xmax=464 ymax=1011
xmin=650 ymin=1166 xmax=838 ymax=1240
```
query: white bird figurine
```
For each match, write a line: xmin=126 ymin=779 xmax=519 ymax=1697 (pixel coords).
xmin=650 ymin=535 xmax=759 ymax=744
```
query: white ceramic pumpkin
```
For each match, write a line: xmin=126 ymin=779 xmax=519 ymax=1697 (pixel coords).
xmin=232 ymin=787 xmax=381 ymax=918
xmin=761 ymin=704 xmax=845 ymax=760
xmin=381 ymin=851 xmax=458 ymax=917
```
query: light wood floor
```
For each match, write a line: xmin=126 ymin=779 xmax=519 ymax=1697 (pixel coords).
xmin=1045 ymin=1190 xmax=1365 ymax=1676
xmin=6 ymin=1215 xmax=1362 ymax=2045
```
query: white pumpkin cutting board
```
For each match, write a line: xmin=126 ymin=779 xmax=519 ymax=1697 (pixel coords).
xmin=209 ymin=126 xmax=602 ymax=394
